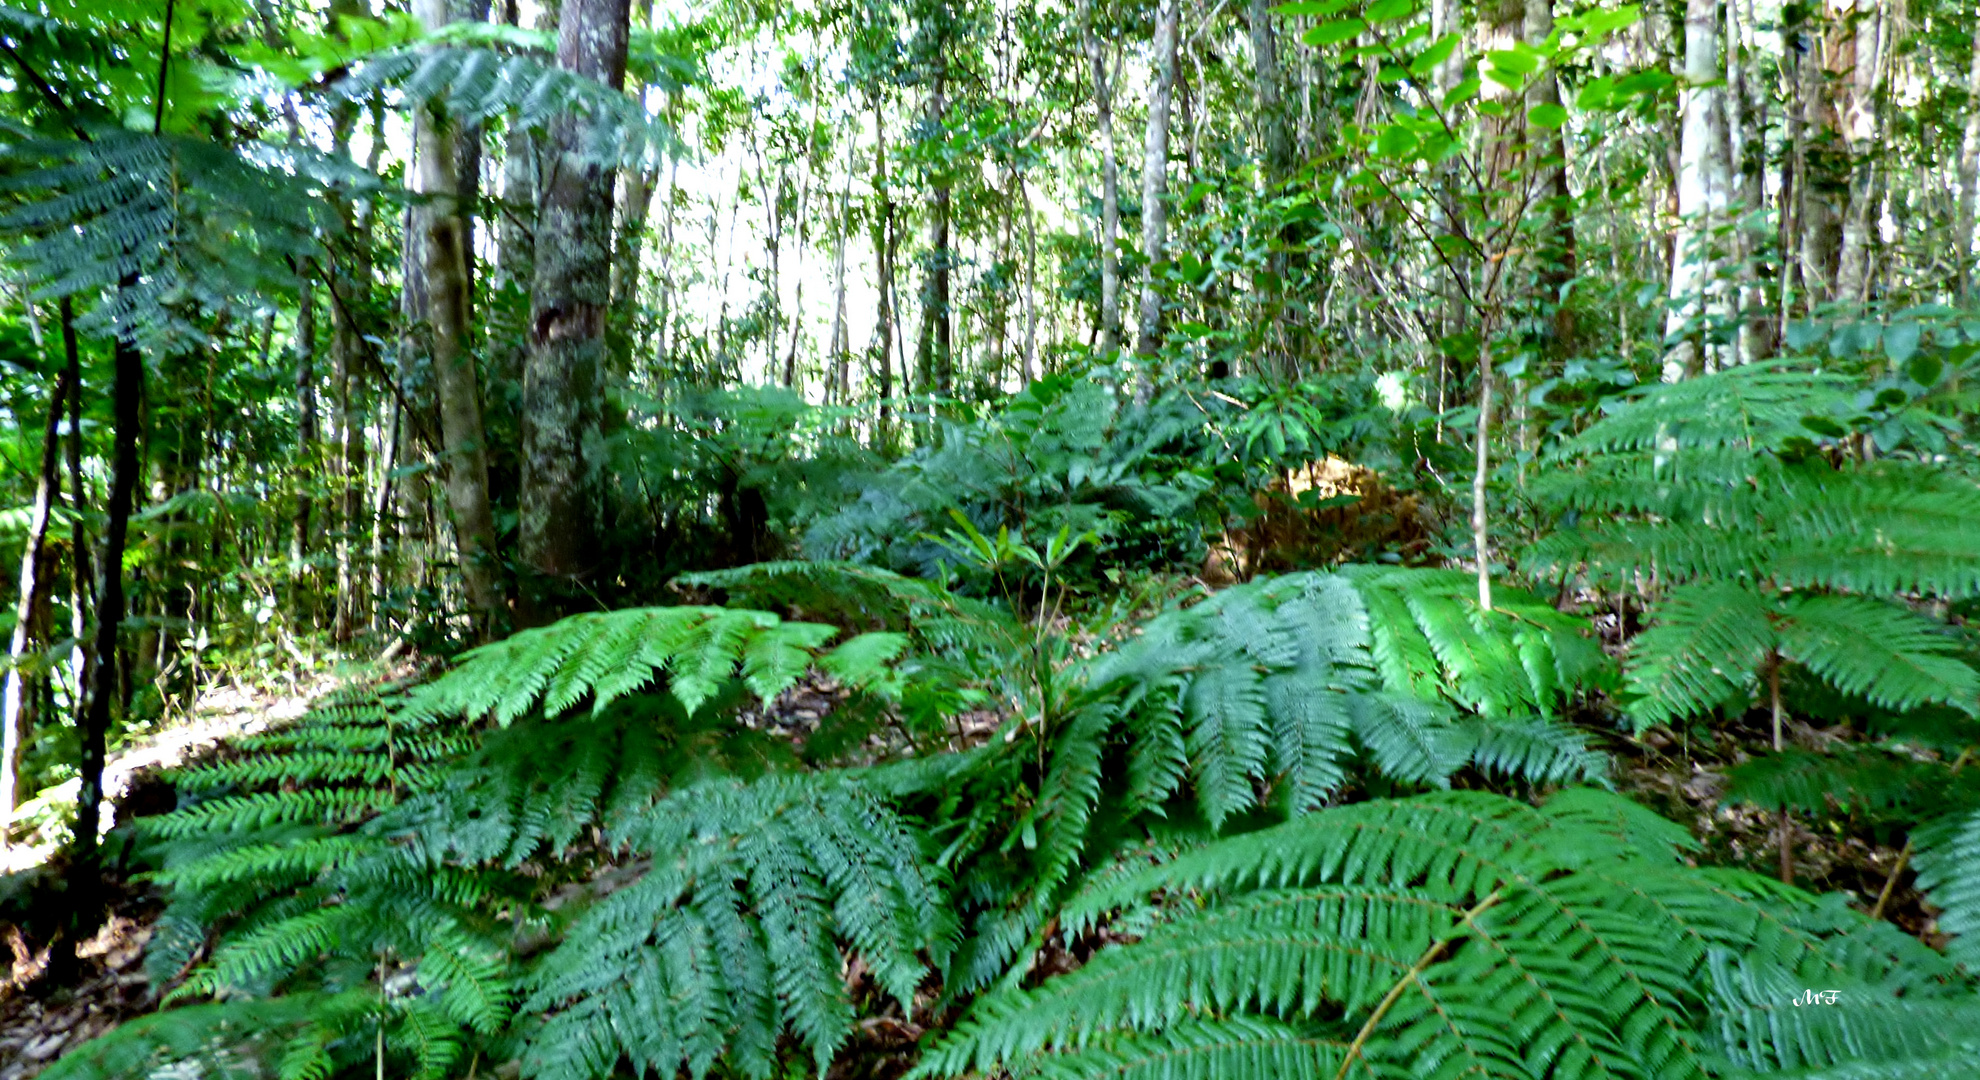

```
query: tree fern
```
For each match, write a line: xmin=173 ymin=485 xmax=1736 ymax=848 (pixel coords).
xmin=1913 ymin=808 xmax=1980 ymax=972
xmin=0 ymin=131 xmax=349 ymax=349
xmin=522 ymin=772 xmax=953 ymax=1080
xmin=1090 ymin=571 xmax=1608 ymax=827
xmin=925 ymin=789 xmax=1975 ymax=1080
xmin=402 ymin=604 xmax=899 ymax=721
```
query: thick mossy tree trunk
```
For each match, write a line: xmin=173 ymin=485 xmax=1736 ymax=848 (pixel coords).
xmin=520 ymin=0 xmax=629 ymax=619
xmin=413 ymin=0 xmax=505 ymax=636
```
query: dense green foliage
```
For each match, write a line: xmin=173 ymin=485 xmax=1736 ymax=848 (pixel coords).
xmin=2 ymin=0 xmax=1980 ymax=1077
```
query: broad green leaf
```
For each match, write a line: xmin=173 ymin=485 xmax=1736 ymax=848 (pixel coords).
xmin=1906 ymin=353 xmax=1945 ymax=387
xmin=1884 ymin=321 xmax=1921 ymax=366
xmin=1365 ymin=0 xmax=1415 ymax=23
xmin=1485 ymin=46 xmax=1539 ymax=75
xmin=1409 ymin=33 xmax=1460 ymax=77
xmin=1303 ymin=18 xmax=1367 ymax=46
xmin=1374 ymin=125 xmax=1419 ymax=158
xmin=1575 ymin=74 xmax=1615 ymax=109
xmin=1527 ymin=102 xmax=1568 ymax=128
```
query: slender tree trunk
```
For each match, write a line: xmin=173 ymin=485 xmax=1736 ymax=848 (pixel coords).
xmin=1021 ymin=178 xmax=1038 ymax=384
xmin=414 ymin=0 xmax=505 ymax=635
xmin=1663 ymin=0 xmax=1734 ymax=381
xmin=1473 ymin=330 xmax=1495 ymax=612
xmin=64 ymin=302 xmax=90 ymax=695
xmin=1078 ymin=0 xmax=1122 ymax=352
xmin=828 ymin=136 xmax=852 ymax=408
xmin=870 ymin=94 xmax=897 ymax=449
xmin=521 ymin=0 xmax=630 ymax=616
xmin=1525 ymin=0 xmax=1574 ymax=305
xmin=914 ymin=72 xmax=953 ymax=415
xmin=1249 ymin=0 xmax=1299 ymax=379
xmin=1955 ymin=30 xmax=1980 ymax=301
xmin=1133 ymin=0 xmax=1182 ymax=372
xmin=291 ymin=280 xmax=317 ymax=598
xmin=652 ymin=147 xmax=679 ymax=361
xmin=1 ymin=350 xmax=72 ymax=835
xmin=1729 ymin=0 xmax=1772 ymax=360
xmin=69 ymin=287 xmax=144 ymax=961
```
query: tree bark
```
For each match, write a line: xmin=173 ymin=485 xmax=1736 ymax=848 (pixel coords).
xmin=414 ymin=0 xmax=505 ymax=636
xmin=1832 ymin=0 xmax=1884 ymax=307
xmin=1 ymin=344 xmax=73 ymax=836
xmin=870 ymin=93 xmax=897 ymax=449
xmin=1078 ymin=0 xmax=1122 ymax=353
xmin=1955 ymin=31 xmax=1980 ymax=301
xmin=291 ymin=279 xmax=317 ymax=593
xmin=64 ymin=301 xmax=91 ymax=695
xmin=69 ymin=287 xmax=144 ymax=958
xmin=1797 ymin=13 xmax=1843 ymax=303
xmin=913 ymin=71 xmax=953 ymax=415
xmin=1133 ymin=0 xmax=1182 ymax=369
xmin=1662 ymin=0 xmax=1734 ymax=381
xmin=521 ymin=0 xmax=630 ymax=616
xmin=1249 ymin=0 xmax=1299 ymax=380
xmin=1021 ymin=180 xmax=1038 ymax=384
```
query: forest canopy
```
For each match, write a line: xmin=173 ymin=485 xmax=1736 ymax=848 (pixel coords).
xmin=3 ymin=0 xmax=1980 ymax=1077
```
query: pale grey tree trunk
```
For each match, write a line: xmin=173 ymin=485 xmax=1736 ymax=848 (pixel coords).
xmin=413 ymin=0 xmax=504 ymax=635
xmin=291 ymin=280 xmax=317 ymax=586
xmin=1134 ymin=0 xmax=1182 ymax=371
xmin=1078 ymin=0 xmax=1122 ymax=352
xmin=1833 ymin=0 xmax=1884 ymax=307
xmin=521 ymin=0 xmax=630 ymax=616
xmin=1663 ymin=0 xmax=1734 ymax=381
xmin=1955 ymin=31 xmax=1980 ymax=300
xmin=1 ymin=352 xmax=71 ymax=835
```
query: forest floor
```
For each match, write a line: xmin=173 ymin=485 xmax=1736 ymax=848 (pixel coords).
xmin=0 ymin=675 xmax=348 ymax=1077
xmin=0 ymin=659 xmax=1936 ymax=1078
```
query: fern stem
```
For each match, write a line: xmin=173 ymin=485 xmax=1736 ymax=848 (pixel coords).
xmin=1871 ymin=747 xmax=1973 ymax=921
xmin=1769 ymin=652 xmax=1791 ymax=885
xmin=1333 ymin=890 xmax=1503 ymax=1080
xmin=1472 ymin=335 xmax=1494 ymax=613
xmin=153 ymin=0 xmax=176 ymax=135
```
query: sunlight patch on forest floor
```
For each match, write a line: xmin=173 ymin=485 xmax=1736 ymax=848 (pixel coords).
xmin=0 ymin=678 xmax=343 ymax=875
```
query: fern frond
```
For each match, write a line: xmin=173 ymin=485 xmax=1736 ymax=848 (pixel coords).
xmin=39 ymin=996 xmax=325 ymax=1080
xmin=1022 ymin=1017 xmax=1349 ymax=1080
xmin=1723 ymin=746 xmax=1980 ymax=817
xmin=341 ymin=44 xmax=681 ymax=169
xmin=1624 ymin=582 xmax=1774 ymax=731
xmin=1548 ymin=364 xmax=1855 ymax=458
xmin=522 ymin=773 xmax=951 ymax=1079
xmin=1914 ymin=808 xmax=1980 ymax=972
xmin=411 ymin=605 xmax=864 ymax=722
xmin=1775 ymin=595 xmax=1980 ymax=715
